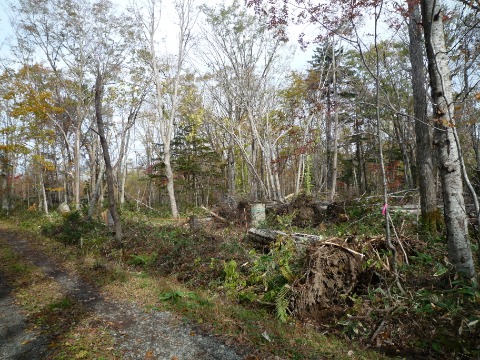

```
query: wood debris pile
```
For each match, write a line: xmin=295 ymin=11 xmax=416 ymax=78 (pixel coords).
xmin=292 ymin=237 xmax=364 ymax=319
xmin=247 ymin=228 xmax=414 ymax=321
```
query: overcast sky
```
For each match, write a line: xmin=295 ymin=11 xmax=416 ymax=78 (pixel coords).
xmin=0 ymin=0 xmax=314 ymax=71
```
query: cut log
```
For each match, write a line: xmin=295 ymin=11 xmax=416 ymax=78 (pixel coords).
xmin=247 ymin=228 xmax=323 ymax=247
xmin=189 ymin=215 xmax=212 ymax=231
xmin=248 ymin=228 xmax=280 ymax=246
xmin=200 ymin=206 xmax=229 ymax=224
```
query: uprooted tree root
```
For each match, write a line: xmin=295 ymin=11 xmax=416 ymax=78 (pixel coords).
xmin=293 ymin=238 xmax=364 ymax=319
xmin=290 ymin=234 xmax=415 ymax=322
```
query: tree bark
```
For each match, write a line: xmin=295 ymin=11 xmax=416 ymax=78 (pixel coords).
xmin=227 ymin=147 xmax=236 ymax=197
xmin=87 ymin=160 xmax=105 ymax=219
xmin=39 ymin=171 xmax=49 ymax=214
xmin=421 ymin=0 xmax=475 ymax=277
xmin=95 ymin=70 xmax=122 ymax=243
xmin=407 ymin=1 xmax=438 ymax=226
xmin=329 ymin=42 xmax=339 ymax=201
xmin=393 ymin=114 xmax=414 ymax=188
xmin=74 ymin=124 xmax=81 ymax=211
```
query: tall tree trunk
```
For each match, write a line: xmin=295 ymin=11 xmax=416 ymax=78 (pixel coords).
xmin=295 ymin=154 xmax=304 ymax=195
xmin=117 ymin=101 xmax=143 ymax=205
xmin=163 ymin=150 xmax=178 ymax=218
xmin=7 ymin=161 xmax=15 ymax=214
xmin=145 ymin=0 xmax=182 ymax=219
xmin=119 ymin=129 xmax=131 ymax=206
xmin=272 ymin=151 xmax=282 ymax=199
xmin=95 ymin=70 xmax=122 ymax=243
xmin=87 ymin=161 xmax=105 ymax=219
xmin=329 ymin=43 xmax=339 ymax=201
xmin=40 ymin=171 xmax=49 ymax=214
xmin=227 ymin=146 xmax=236 ymax=197
xmin=393 ymin=114 xmax=414 ymax=188
xmin=354 ymin=112 xmax=367 ymax=193
xmin=74 ymin=118 xmax=82 ymax=211
xmin=407 ymin=1 xmax=438 ymax=226
xmin=372 ymin=2 xmax=402 ymax=292
xmin=250 ymin=138 xmax=259 ymax=201
xmin=472 ymin=124 xmax=480 ymax=185
xmin=326 ymin=89 xmax=333 ymax=192
xmin=59 ymin=145 xmax=68 ymax=203
xmin=421 ymin=0 xmax=475 ymax=277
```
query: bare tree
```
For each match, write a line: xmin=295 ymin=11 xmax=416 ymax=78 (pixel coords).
xmin=94 ymin=69 xmax=122 ymax=241
xmin=135 ymin=0 xmax=196 ymax=218
xmin=89 ymin=1 xmax=139 ymax=241
xmin=198 ymin=1 xmax=286 ymax=201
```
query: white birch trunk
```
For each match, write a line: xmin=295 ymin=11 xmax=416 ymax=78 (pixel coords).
xmin=227 ymin=147 xmax=236 ymax=197
xmin=329 ymin=44 xmax=339 ymax=202
xmin=74 ymin=124 xmax=81 ymax=211
xmin=40 ymin=171 xmax=49 ymax=215
xmin=295 ymin=154 xmax=304 ymax=195
xmin=421 ymin=0 xmax=475 ymax=277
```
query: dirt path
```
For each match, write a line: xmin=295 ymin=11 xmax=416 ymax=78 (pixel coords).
xmin=0 ymin=231 xmax=248 ymax=360
xmin=0 ymin=271 xmax=51 ymax=359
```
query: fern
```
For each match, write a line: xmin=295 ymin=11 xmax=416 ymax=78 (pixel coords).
xmin=223 ymin=260 xmax=246 ymax=292
xmin=128 ymin=252 xmax=158 ymax=266
xmin=275 ymin=285 xmax=291 ymax=323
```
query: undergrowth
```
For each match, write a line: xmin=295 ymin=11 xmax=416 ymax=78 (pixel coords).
xmin=3 ymin=202 xmax=479 ymax=359
xmin=221 ymin=235 xmax=301 ymax=322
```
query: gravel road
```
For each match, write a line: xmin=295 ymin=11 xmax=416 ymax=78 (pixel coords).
xmin=0 ymin=232 xmax=250 ymax=360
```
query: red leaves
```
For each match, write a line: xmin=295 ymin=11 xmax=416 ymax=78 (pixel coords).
xmin=246 ymin=0 xmax=365 ymax=44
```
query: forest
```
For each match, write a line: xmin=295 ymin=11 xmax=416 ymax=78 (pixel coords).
xmin=0 ymin=0 xmax=479 ymax=359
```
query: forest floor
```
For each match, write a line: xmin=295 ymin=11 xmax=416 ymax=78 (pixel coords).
xmin=0 ymin=201 xmax=479 ymax=360
xmin=0 ymin=217 xmax=387 ymax=360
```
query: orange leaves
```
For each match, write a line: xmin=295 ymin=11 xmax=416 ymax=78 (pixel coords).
xmin=434 ymin=117 xmax=456 ymax=128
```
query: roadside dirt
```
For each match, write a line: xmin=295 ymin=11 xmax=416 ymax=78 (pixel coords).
xmin=0 ymin=230 xmax=251 ymax=360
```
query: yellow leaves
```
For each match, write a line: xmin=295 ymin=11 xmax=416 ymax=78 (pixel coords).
xmin=439 ymin=118 xmax=449 ymax=126
xmin=43 ymin=161 xmax=56 ymax=172
xmin=31 ymin=155 xmax=56 ymax=171
xmin=10 ymin=88 xmax=64 ymax=122
xmin=0 ymin=144 xmax=29 ymax=154
xmin=184 ymin=108 xmax=205 ymax=142
xmin=434 ymin=117 xmax=456 ymax=128
xmin=475 ymin=93 xmax=480 ymax=101
xmin=46 ymin=187 xmax=65 ymax=192
xmin=2 ymin=90 xmax=16 ymax=101
xmin=3 ymin=65 xmax=65 ymax=134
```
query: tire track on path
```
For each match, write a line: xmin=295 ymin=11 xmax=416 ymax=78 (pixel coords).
xmin=0 ymin=230 xmax=246 ymax=360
